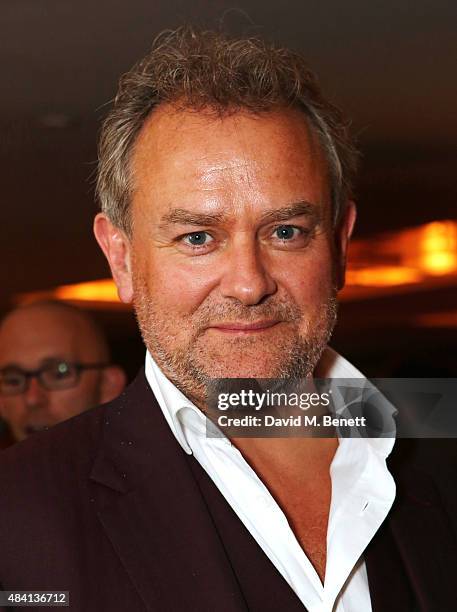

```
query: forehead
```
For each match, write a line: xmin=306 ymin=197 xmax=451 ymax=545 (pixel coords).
xmin=130 ymin=106 xmax=331 ymax=222
xmin=0 ymin=307 xmax=89 ymax=368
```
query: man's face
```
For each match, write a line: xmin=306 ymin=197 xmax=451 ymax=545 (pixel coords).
xmin=99 ymin=107 xmax=354 ymax=401
xmin=0 ymin=306 xmax=105 ymax=441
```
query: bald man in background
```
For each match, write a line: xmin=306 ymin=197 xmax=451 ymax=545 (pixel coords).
xmin=0 ymin=301 xmax=126 ymax=443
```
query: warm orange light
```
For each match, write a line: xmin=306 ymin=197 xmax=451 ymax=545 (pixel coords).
xmin=345 ymin=219 xmax=457 ymax=289
xmin=346 ymin=266 xmax=423 ymax=287
xmin=54 ymin=279 xmax=120 ymax=302
xmin=419 ymin=221 xmax=457 ymax=275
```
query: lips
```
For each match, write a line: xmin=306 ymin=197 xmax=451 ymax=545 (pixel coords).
xmin=208 ymin=320 xmax=281 ymax=333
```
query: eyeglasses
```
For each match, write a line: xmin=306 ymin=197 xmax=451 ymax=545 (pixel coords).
xmin=0 ymin=361 xmax=110 ymax=396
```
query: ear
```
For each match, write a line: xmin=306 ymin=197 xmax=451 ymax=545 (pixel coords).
xmin=334 ymin=200 xmax=357 ymax=290
xmin=93 ymin=213 xmax=134 ymax=303
xmin=99 ymin=365 xmax=127 ymax=404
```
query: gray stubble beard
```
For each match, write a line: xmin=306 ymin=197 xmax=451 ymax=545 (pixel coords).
xmin=133 ymin=273 xmax=338 ymax=407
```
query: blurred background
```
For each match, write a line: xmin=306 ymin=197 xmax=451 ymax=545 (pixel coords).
xmin=2 ymin=0 xmax=457 ymax=381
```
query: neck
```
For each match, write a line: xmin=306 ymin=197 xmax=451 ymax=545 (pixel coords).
xmin=231 ymin=435 xmax=338 ymax=485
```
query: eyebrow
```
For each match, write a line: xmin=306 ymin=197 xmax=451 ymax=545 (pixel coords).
xmin=159 ymin=209 xmax=227 ymax=227
xmin=158 ymin=201 xmax=319 ymax=228
xmin=259 ymin=201 xmax=319 ymax=224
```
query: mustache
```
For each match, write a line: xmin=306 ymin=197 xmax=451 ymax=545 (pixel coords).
xmin=190 ymin=299 xmax=303 ymax=329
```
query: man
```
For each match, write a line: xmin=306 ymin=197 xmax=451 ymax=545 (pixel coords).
xmin=0 ymin=301 xmax=126 ymax=443
xmin=0 ymin=27 xmax=455 ymax=612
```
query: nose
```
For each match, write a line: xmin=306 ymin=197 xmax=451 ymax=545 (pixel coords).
xmin=23 ymin=376 xmax=48 ymax=410
xmin=219 ymin=237 xmax=277 ymax=305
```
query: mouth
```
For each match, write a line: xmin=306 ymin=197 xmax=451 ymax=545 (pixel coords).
xmin=207 ymin=320 xmax=282 ymax=334
xmin=24 ymin=424 xmax=50 ymax=436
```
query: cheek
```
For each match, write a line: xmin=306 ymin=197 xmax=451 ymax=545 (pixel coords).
xmin=277 ymin=245 xmax=336 ymax=305
xmin=47 ymin=386 xmax=94 ymax=418
xmin=0 ymin=399 xmax=26 ymax=422
xmin=142 ymin=253 xmax=219 ymax=316
xmin=292 ymin=264 xmax=334 ymax=299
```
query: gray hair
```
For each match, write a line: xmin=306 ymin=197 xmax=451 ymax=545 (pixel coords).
xmin=96 ymin=25 xmax=358 ymax=234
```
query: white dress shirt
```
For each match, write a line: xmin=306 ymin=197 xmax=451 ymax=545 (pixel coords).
xmin=145 ymin=348 xmax=396 ymax=612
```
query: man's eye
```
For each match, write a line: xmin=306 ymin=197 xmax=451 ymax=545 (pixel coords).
xmin=273 ymin=225 xmax=302 ymax=240
xmin=2 ymin=372 xmax=23 ymax=387
xmin=182 ymin=232 xmax=213 ymax=247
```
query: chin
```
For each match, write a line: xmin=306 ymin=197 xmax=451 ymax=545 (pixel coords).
xmin=204 ymin=364 xmax=278 ymax=380
xmin=195 ymin=353 xmax=300 ymax=380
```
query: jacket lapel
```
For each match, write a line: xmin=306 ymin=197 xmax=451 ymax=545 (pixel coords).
xmin=366 ymin=440 xmax=457 ymax=611
xmin=365 ymin=519 xmax=416 ymax=611
xmin=186 ymin=455 xmax=307 ymax=611
xmin=90 ymin=371 xmax=247 ymax=611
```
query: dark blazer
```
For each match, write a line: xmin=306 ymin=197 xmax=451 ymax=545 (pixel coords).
xmin=0 ymin=370 xmax=456 ymax=611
